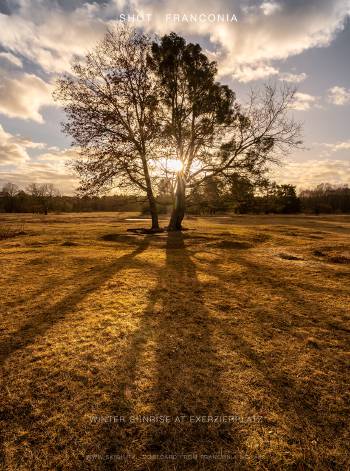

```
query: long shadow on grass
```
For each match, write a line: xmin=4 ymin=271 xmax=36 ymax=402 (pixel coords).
xmin=211 ymin=252 xmax=349 ymax=334
xmin=0 ymin=239 xmax=150 ymax=367
xmin=197 ymin=251 xmax=349 ymax=465
xmin=100 ymin=232 xmax=245 ymax=471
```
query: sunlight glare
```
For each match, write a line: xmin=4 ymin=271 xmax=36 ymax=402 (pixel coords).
xmin=166 ymin=158 xmax=183 ymax=172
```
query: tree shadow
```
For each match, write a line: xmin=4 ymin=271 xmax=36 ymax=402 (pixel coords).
xmin=192 ymin=251 xmax=350 ymax=466
xmin=214 ymin=252 xmax=349 ymax=332
xmin=100 ymin=232 xmax=246 ymax=470
xmin=0 ymin=239 xmax=150 ymax=367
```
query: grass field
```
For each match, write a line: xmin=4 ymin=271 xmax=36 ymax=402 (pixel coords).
xmin=0 ymin=212 xmax=349 ymax=470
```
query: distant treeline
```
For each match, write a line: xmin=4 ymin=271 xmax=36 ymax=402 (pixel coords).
xmin=188 ymin=180 xmax=350 ymax=215
xmin=299 ymin=184 xmax=350 ymax=214
xmin=1 ymin=181 xmax=349 ymax=215
xmin=0 ymin=183 xmax=143 ymax=214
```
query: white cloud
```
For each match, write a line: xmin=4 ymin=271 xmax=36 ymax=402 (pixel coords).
xmin=271 ymin=159 xmax=350 ymax=189
xmin=290 ymin=92 xmax=317 ymax=111
xmin=139 ymin=0 xmax=350 ymax=82
xmin=232 ymin=63 xmax=279 ymax=82
xmin=0 ymin=140 xmax=79 ymax=194
xmin=327 ymin=86 xmax=350 ymax=105
xmin=0 ymin=1 xmax=114 ymax=73
xmin=279 ymin=72 xmax=307 ymax=83
xmin=0 ymin=0 xmax=348 ymax=83
xmin=260 ymin=2 xmax=282 ymax=16
xmin=0 ymin=124 xmax=45 ymax=165
xmin=333 ymin=141 xmax=350 ymax=150
xmin=0 ymin=70 xmax=54 ymax=122
xmin=0 ymin=51 xmax=22 ymax=67
xmin=323 ymin=140 xmax=350 ymax=152
xmin=36 ymin=147 xmax=80 ymax=165
xmin=0 ymin=164 xmax=78 ymax=195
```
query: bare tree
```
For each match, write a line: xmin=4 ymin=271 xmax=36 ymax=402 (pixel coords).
xmin=2 ymin=183 xmax=19 ymax=213
xmin=26 ymin=183 xmax=60 ymax=214
xmin=190 ymin=84 xmax=303 ymax=185
xmin=54 ymin=26 xmax=163 ymax=231
xmin=2 ymin=183 xmax=19 ymax=197
xmin=185 ymin=82 xmax=303 ymax=227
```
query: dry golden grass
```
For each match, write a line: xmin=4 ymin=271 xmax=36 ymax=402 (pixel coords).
xmin=0 ymin=212 xmax=349 ymax=470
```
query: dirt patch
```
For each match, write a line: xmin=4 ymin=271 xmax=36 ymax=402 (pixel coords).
xmin=306 ymin=338 xmax=320 ymax=349
xmin=211 ymin=240 xmax=253 ymax=250
xmin=279 ymin=253 xmax=304 ymax=261
xmin=313 ymin=250 xmax=326 ymax=257
xmin=283 ymin=231 xmax=300 ymax=237
xmin=252 ymin=233 xmax=271 ymax=243
xmin=328 ymin=255 xmax=350 ymax=265
xmin=0 ymin=227 xmax=26 ymax=240
xmin=27 ymin=258 xmax=50 ymax=266
xmin=27 ymin=241 xmax=48 ymax=247
xmin=101 ymin=233 xmax=141 ymax=244
xmin=312 ymin=247 xmax=350 ymax=264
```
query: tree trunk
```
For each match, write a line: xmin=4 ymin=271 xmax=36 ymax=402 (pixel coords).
xmin=147 ymin=189 xmax=160 ymax=231
xmin=141 ymin=154 xmax=160 ymax=231
xmin=168 ymin=173 xmax=186 ymax=231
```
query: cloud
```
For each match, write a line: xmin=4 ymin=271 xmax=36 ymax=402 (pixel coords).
xmin=260 ymin=2 xmax=282 ymax=16
xmin=139 ymin=0 xmax=350 ymax=82
xmin=0 ymin=1 xmax=115 ymax=73
xmin=232 ymin=63 xmax=279 ymax=82
xmin=327 ymin=86 xmax=350 ymax=105
xmin=0 ymin=0 xmax=348 ymax=83
xmin=0 ymin=51 xmax=22 ymax=67
xmin=290 ymin=92 xmax=317 ymax=111
xmin=332 ymin=141 xmax=350 ymax=150
xmin=0 ymin=70 xmax=54 ymax=122
xmin=0 ymin=164 xmax=78 ymax=195
xmin=36 ymin=147 xmax=80 ymax=164
xmin=279 ymin=72 xmax=307 ymax=83
xmin=0 ymin=124 xmax=46 ymax=165
xmin=323 ymin=140 xmax=350 ymax=152
xmin=271 ymin=159 xmax=350 ymax=189
xmin=0 ymin=141 xmax=79 ymax=194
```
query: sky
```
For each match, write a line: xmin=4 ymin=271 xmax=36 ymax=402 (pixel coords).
xmin=0 ymin=0 xmax=349 ymax=195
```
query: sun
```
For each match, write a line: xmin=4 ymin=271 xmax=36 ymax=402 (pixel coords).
xmin=166 ymin=158 xmax=183 ymax=172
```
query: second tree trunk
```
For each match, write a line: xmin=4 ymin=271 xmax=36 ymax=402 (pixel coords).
xmin=168 ymin=173 xmax=186 ymax=231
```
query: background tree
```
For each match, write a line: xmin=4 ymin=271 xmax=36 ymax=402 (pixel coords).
xmin=2 ymin=183 xmax=19 ymax=213
xmin=187 ymin=176 xmax=227 ymax=215
xmin=253 ymin=181 xmax=300 ymax=214
xmin=54 ymin=26 xmax=162 ymax=231
xmin=224 ymin=173 xmax=256 ymax=213
xmin=150 ymin=33 xmax=303 ymax=230
xmin=300 ymin=183 xmax=350 ymax=214
xmin=26 ymin=183 xmax=60 ymax=214
xmin=1 ymin=181 xmax=349 ymax=214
